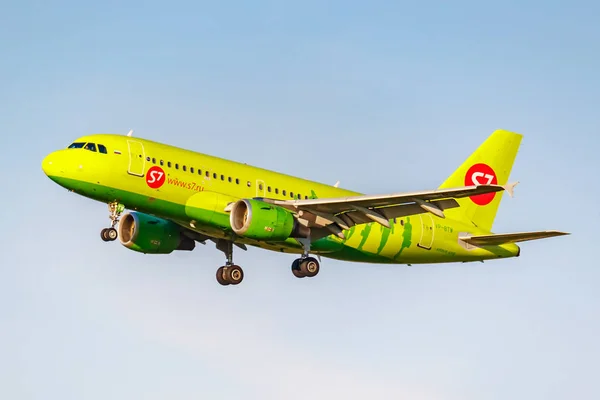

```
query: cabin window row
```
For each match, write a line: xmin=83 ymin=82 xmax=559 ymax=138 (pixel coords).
xmin=146 ymin=156 xmax=309 ymax=199
xmin=146 ymin=156 xmax=244 ymax=185
xmin=259 ymin=183 xmax=308 ymax=199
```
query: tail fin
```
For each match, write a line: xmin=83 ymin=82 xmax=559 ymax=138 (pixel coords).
xmin=439 ymin=129 xmax=523 ymax=231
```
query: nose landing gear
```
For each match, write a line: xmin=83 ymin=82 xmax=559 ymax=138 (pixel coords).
xmin=100 ymin=202 xmax=124 ymax=242
xmin=215 ymin=239 xmax=244 ymax=286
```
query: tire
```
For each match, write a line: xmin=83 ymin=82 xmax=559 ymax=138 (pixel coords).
xmin=216 ymin=266 xmax=230 ymax=286
xmin=100 ymin=228 xmax=109 ymax=242
xmin=291 ymin=258 xmax=305 ymax=278
xmin=226 ymin=265 xmax=244 ymax=285
xmin=107 ymin=228 xmax=118 ymax=241
xmin=300 ymin=257 xmax=320 ymax=277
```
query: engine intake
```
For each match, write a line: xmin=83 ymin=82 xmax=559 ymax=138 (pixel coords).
xmin=119 ymin=212 xmax=195 ymax=254
xmin=230 ymin=199 xmax=308 ymax=241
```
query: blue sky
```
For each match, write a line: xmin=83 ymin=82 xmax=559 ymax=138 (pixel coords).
xmin=1 ymin=1 xmax=599 ymax=399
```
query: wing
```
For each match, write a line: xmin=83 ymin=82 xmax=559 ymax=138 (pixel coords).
xmin=260 ymin=183 xmax=514 ymax=239
xmin=459 ymin=230 xmax=570 ymax=246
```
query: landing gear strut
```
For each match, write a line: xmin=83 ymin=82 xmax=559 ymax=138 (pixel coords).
xmin=215 ymin=239 xmax=244 ymax=286
xmin=100 ymin=202 xmax=124 ymax=242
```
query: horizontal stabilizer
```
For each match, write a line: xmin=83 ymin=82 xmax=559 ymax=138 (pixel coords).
xmin=459 ymin=230 xmax=569 ymax=246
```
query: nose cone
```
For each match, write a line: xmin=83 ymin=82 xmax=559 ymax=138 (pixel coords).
xmin=42 ymin=152 xmax=62 ymax=177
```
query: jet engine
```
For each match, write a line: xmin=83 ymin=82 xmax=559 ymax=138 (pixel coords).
xmin=118 ymin=211 xmax=195 ymax=254
xmin=229 ymin=199 xmax=309 ymax=241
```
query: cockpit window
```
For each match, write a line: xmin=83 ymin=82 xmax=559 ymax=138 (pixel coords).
xmin=84 ymin=143 xmax=97 ymax=152
xmin=68 ymin=142 xmax=86 ymax=149
xmin=98 ymin=144 xmax=107 ymax=154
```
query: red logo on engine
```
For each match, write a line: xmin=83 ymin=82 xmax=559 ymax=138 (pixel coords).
xmin=465 ymin=163 xmax=498 ymax=206
xmin=146 ymin=166 xmax=166 ymax=189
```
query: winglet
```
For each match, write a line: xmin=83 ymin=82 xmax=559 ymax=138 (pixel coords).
xmin=503 ymin=181 xmax=519 ymax=198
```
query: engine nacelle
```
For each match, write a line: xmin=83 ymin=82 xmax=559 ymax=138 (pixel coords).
xmin=229 ymin=199 xmax=308 ymax=241
xmin=118 ymin=212 xmax=195 ymax=254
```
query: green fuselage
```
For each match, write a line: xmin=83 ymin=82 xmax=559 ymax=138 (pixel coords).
xmin=42 ymin=134 xmax=520 ymax=264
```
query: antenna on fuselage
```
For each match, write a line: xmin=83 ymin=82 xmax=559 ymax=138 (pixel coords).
xmin=127 ymin=129 xmax=134 ymax=137
xmin=334 ymin=180 xmax=340 ymax=188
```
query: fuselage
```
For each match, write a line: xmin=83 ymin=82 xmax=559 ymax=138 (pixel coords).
xmin=42 ymin=134 xmax=520 ymax=264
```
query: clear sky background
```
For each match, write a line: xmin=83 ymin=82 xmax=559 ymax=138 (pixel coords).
xmin=1 ymin=1 xmax=599 ymax=399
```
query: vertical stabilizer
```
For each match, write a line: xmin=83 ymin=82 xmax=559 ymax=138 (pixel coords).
xmin=439 ymin=130 xmax=522 ymax=231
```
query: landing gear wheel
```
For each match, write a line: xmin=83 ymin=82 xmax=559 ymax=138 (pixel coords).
xmin=291 ymin=258 xmax=305 ymax=278
xmin=106 ymin=228 xmax=118 ymax=241
xmin=216 ymin=266 xmax=230 ymax=286
xmin=216 ymin=265 xmax=244 ymax=286
xmin=100 ymin=228 xmax=110 ymax=242
xmin=226 ymin=265 xmax=244 ymax=285
xmin=300 ymin=257 xmax=320 ymax=277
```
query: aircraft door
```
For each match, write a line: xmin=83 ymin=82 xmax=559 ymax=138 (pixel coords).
xmin=127 ymin=140 xmax=146 ymax=177
xmin=417 ymin=214 xmax=435 ymax=250
xmin=256 ymin=179 xmax=266 ymax=197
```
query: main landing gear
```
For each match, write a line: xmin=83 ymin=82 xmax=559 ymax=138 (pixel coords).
xmin=215 ymin=239 xmax=244 ymax=286
xmin=100 ymin=202 xmax=124 ymax=242
xmin=291 ymin=237 xmax=320 ymax=279
xmin=291 ymin=256 xmax=320 ymax=278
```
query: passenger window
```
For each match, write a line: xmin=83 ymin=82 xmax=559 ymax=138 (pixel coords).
xmin=98 ymin=144 xmax=108 ymax=154
xmin=68 ymin=142 xmax=86 ymax=149
xmin=183 ymin=165 xmax=187 ymax=172
xmin=283 ymin=190 xmax=287 ymax=196
xmin=235 ymin=178 xmax=239 ymax=184
xmin=305 ymin=195 xmax=308 ymax=199
xmin=198 ymin=169 xmax=202 ymax=175
xmin=152 ymin=158 xmax=156 ymax=164
xmin=84 ymin=143 xmax=97 ymax=152
xmin=267 ymin=186 xmax=271 ymax=192
xmin=228 ymin=177 xmax=232 ymax=183
xmin=213 ymin=173 xmax=217 ymax=179
xmin=190 ymin=167 xmax=194 ymax=173
xmin=160 ymin=160 xmax=164 ymax=166
xmin=146 ymin=156 xmax=150 ymax=161
xmin=259 ymin=183 xmax=264 ymax=190
xmin=168 ymin=161 xmax=172 ymax=168
xmin=275 ymin=188 xmax=279 ymax=194
xmin=175 ymin=163 xmax=179 ymax=170
xmin=247 ymin=181 xmax=251 ymax=187
xmin=221 ymin=174 xmax=224 ymax=181
xmin=290 ymin=192 xmax=294 ymax=198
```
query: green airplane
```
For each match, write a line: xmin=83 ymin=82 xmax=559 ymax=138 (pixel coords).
xmin=42 ymin=129 xmax=568 ymax=286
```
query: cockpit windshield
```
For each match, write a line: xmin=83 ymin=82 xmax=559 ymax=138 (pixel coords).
xmin=68 ymin=141 xmax=108 ymax=154
xmin=84 ymin=143 xmax=97 ymax=152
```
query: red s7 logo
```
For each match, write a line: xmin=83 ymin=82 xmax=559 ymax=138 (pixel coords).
xmin=465 ymin=164 xmax=498 ymax=206
xmin=146 ymin=166 xmax=166 ymax=189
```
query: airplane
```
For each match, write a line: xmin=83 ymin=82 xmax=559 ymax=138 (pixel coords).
xmin=41 ymin=129 xmax=568 ymax=286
